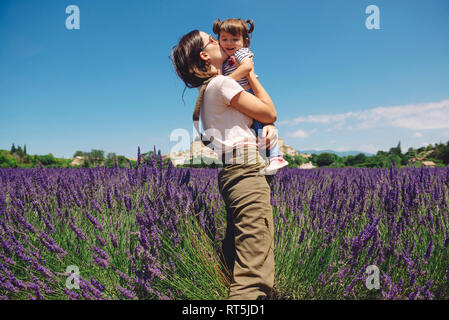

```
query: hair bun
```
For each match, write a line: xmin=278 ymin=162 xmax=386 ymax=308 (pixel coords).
xmin=246 ymin=19 xmax=254 ymax=33
xmin=212 ymin=19 xmax=222 ymax=35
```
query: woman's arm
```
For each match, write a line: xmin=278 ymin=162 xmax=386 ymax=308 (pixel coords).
xmin=229 ymin=69 xmax=277 ymax=124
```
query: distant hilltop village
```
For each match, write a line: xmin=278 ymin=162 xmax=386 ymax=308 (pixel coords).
xmin=166 ymin=138 xmax=316 ymax=169
xmin=67 ymin=137 xmax=315 ymax=168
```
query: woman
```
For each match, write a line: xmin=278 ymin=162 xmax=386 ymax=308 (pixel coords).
xmin=171 ymin=30 xmax=278 ymax=300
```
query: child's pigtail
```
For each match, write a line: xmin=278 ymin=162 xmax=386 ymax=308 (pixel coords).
xmin=246 ymin=19 xmax=254 ymax=34
xmin=212 ymin=19 xmax=222 ymax=35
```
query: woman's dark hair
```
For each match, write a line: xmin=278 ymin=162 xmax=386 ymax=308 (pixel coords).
xmin=170 ymin=30 xmax=217 ymax=88
xmin=212 ymin=18 xmax=254 ymax=47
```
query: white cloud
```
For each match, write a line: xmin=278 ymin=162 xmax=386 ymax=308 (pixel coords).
xmin=288 ymin=129 xmax=309 ymax=138
xmin=414 ymin=132 xmax=422 ymax=137
xmin=279 ymin=112 xmax=354 ymax=126
xmin=279 ymin=99 xmax=449 ymax=131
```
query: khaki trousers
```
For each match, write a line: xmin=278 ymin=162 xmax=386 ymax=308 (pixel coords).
xmin=218 ymin=146 xmax=275 ymax=300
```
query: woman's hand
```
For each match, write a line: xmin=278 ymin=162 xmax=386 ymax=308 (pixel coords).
xmin=229 ymin=58 xmax=253 ymax=82
xmin=258 ymin=124 xmax=278 ymax=151
xmin=247 ymin=59 xmax=256 ymax=79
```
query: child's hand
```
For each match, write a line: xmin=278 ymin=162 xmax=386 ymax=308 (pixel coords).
xmin=228 ymin=56 xmax=236 ymax=67
xmin=229 ymin=58 xmax=253 ymax=81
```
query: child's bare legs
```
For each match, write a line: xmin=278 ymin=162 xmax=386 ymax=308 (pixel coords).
xmin=251 ymin=119 xmax=288 ymax=175
xmin=251 ymin=120 xmax=280 ymax=159
xmin=246 ymin=88 xmax=288 ymax=174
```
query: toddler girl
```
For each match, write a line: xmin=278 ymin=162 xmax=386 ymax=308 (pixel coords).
xmin=213 ymin=18 xmax=288 ymax=174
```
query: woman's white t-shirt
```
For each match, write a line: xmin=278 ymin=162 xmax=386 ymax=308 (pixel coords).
xmin=200 ymin=75 xmax=258 ymax=155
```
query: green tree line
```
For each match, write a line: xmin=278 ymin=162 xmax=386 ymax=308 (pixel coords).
xmin=1 ymin=141 xmax=448 ymax=169
xmin=179 ymin=140 xmax=449 ymax=169
xmin=307 ymin=141 xmax=449 ymax=168
xmin=0 ymin=144 xmax=171 ymax=169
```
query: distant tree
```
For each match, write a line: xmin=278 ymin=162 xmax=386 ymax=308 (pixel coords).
xmin=73 ymin=151 xmax=84 ymax=158
xmin=89 ymin=149 xmax=104 ymax=166
xmin=376 ymin=150 xmax=387 ymax=157
xmin=389 ymin=141 xmax=402 ymax=157
xmin=10 ymin=143 xmax=16 ymax=154
xmin=116 ymin=155 xmax=128 ymax=168
xmin=316 ymin=152 xmax=336 ymax=167
xmin=143 ymin=149 xmax=163 ymax=163
xmin=346 ymin=153 xmax=367 ymax=166
xmin=0 ymin=152 xmax=17 ymax=168
xmin=141 ymin=151 xmax=151 ymax=163
xmin=22 ymin=154 xmax=31 ymax=164
xmin=400 ymin=154 xmax=409 ymax=166
xmin=16 ymin=145 xmax=24 ymax=157
xmin=24 ymin=144 xmax=27 ymax=155
xmin=0 ymin=152 xmax=7 ymax=166
xmin=363 ymin=155 xmax=382 ymax=168
xmin=440 ymin=142 xmax=449 ymax=165
xmin=82 ymin=158 xmax=91 ymax=168
xmin=38 ymin=154 xmax=57 ymax=166
xmin=310 ymin=153 xmax=319 ymax=166
xmin=162 ymin=157 xmax=172 ymax=168
xmin=345 ymin=155 xmax=355 ymax=166
xmin=106 ymin=153 xmax=118 ymax=168
xmin=283 ymin=154 xmax=309 ymax=168
xmin=389 ymin=154 xmax=402 ymax=167
xmin=405 ymin=147 xmax=416 ymax=158
xmin=354 ymin=153 xmax=367 ymax=164
xmin=294 ymin=154 xmax=309 ymax=166
xmin=329 ymin=157 xmax=345 ymax=168
xmin=106 ymin=152 xmax=116 ymax=160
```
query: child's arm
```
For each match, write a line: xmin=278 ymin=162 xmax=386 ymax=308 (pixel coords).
xmin=228 ymin=58 xmax=253 ymax=82
xmin=228 ymin=48 xmax=255 ymax=83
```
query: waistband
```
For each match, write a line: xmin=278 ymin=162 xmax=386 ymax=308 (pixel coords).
xmin=221 ymin=145 xmax=266 ymax=166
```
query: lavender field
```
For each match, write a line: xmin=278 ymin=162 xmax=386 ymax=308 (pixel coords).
xmin=1 ymin=153 xmax=448 ymax=300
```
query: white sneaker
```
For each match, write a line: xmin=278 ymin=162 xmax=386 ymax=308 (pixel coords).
xmin=260 ymin=157 xmax=289 ymax=175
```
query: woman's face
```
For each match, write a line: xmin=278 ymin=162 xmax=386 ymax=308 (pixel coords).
xmin=199 ymin=31 xmax=228 ymax=65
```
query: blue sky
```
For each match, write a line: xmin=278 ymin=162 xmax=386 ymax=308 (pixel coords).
xmin=1 ymin=0 xmax=448 ymax=158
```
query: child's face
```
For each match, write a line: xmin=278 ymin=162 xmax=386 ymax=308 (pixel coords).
xmin=219 ymin=31 xmax=245 ymax=57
